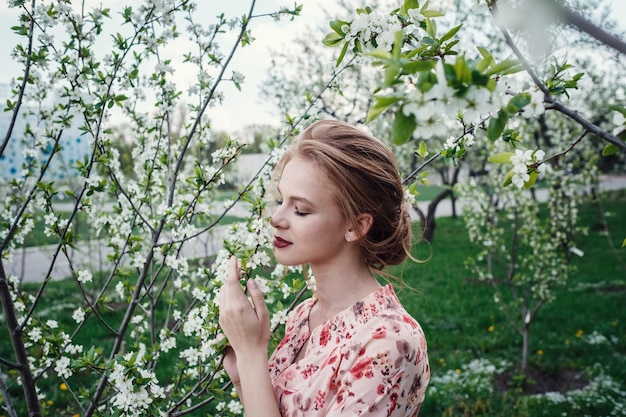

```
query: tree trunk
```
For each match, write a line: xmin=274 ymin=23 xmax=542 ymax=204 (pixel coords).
xmin=521 ymin=321 xmax=530 ymax=374
xmin=416 ymin=188 xmax=453 ymax=243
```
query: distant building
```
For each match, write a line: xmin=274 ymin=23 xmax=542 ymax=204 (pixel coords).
xmin=0 ymin=83 xmax=90 ymax=180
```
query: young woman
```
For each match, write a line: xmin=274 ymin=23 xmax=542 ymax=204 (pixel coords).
xmin=218 ymin=120 xmax=430 ymax=416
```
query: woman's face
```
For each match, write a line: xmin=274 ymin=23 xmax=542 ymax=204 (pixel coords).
xmin=270 ymin=157 xmax=351 ymax=268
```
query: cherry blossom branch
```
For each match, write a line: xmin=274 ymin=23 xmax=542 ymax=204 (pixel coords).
xmin=0 ymin=0 xmax=35 ymax=157
xmin=534 ymin=130 xmax=588 ymax=169
xmin=489 ymin=1 xmax=626 ymax=152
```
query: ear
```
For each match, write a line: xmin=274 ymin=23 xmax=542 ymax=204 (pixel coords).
xmin=352 ymin=213 xmax=373 ymax=240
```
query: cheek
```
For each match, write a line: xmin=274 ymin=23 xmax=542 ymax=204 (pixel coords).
xmin=304 ymin=220 xmax=346 ymax=246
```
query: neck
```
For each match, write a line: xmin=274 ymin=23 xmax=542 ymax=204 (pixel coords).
xmin=310 ymin=261 xmax=381 ymax=314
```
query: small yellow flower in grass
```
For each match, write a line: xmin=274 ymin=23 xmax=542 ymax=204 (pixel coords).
xmin=231 ymin=391 xmax=238 ymax=399
xmin=575 ymin=330 xmax=583 ymax=338
xmin=455 ymin=369 xmax=462 ymax=374
xmin=536 ymin=349 xmax=544 ymax=356
xmin=612 ymin=321 xmax=618 ymax=326
xmin=438 ymin=358 xmax=445 ymax=364
xmin=72 ymin=414 xmax=80 ymax=417
xmin=60 ymin=383 xmax=68 ymax=391
xmin=488 ymin=325 xmax=495 ymax=332
xmin=565 ymin=339 xmax=570 ymax=345
xmin=46 ymin=400 xmax=53 ymax=406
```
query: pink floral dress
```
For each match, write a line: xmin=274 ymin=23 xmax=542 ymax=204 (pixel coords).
xmin=268 ymin=284 xmax=429 ymax=417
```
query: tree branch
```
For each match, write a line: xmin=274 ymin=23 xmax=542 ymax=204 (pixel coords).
xmin=489 ymin=2 xmax=626 ymax=152
xmin=548 ymin=0 xmax=626 ymax=56
xmin=0 ymin=261 xmax=41 ymax=416
xmin=0 ymin=370 xmax=18 ymax=417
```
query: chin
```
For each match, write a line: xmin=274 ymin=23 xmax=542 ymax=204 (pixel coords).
xmin=273 ymin=251 xmax=303 ymax=267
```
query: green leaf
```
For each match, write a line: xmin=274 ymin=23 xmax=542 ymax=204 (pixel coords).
xmin=422 ymin=10 xmax=445 ymax=18
xmin=476 ymin=47 xmax=494 ymax=72
xmin=329 ymin=19 xmax=350 ymax=36
xmin=11 ymin=25 xmax=28 ymax=36
xmin=488 ymin=152 xmax=514 ymax=164
xmin=335 ymin=41 xmax=349 ymax=66
xmin=366 ymin=50 xmax=393 ymax=61
xmin=391 ymin=107 xmax=417 ymax=145
xmin=504 ymin=92 xmax=531 ymax=114
xmin=502 ymin=170 xmax=514 ymax=187
xmin=322 ymin=32 xmax=344 ymax=47
xmin=417 ymin=140 xmax=428 ymax=157
xmin=602 ymin=143 xmax=619 ymax=156
xmin=366 ymin=95 xmax=402 ymax=122
xmin=622 ymin=238 xmax=626 ymax=248
xmin=402 ymin=0 xmax=420 ymax=15
xmin=487 ymin=110 xmax=509 ymax=141
xmin=416 ymin=70 xmax=438 ymax=92
xmin=440 ymin=24 xmax=461 ymax=43
xmin=424 ymin=16 xmax=437 ymax=39
xmin=524 ymin=170 xmax=539 ymax=189
xmin=486 ymin=58 xmax=524 ymax=76
xmin=453 ymin=56 xmax=471 ymax=85
xmin=609 ymin=104 xmax=626 ymax=117
xmin=402 ymin=59 xmax=437 ymax=75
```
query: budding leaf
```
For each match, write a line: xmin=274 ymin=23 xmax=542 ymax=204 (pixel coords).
xmin=417 ymin=140 xmax=428 ymax=158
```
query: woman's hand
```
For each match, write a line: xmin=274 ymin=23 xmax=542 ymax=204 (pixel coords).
xmin=218 ymin=256 xmax=284 ymax=417
xmin=218 ymin=256 xmax=271 ymax=357
xmin=222 ymin=345 xmax=240 ymax=386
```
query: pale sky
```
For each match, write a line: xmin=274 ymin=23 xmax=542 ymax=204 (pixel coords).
xmin=0 ymin=0 xmax=625 ymax=134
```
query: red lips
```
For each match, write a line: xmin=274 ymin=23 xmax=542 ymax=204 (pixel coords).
xmin=273 ymin=236 xmax=292 ymax=248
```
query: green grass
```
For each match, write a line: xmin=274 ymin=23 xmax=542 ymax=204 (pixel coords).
xmin=393 ymin=190 xmax=626 ymax=416
xmin=413 ymin=184 xmax=450 ymax=201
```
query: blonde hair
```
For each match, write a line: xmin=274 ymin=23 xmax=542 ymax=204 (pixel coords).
xmin=274 ymin=120 xmax=412 ymax=271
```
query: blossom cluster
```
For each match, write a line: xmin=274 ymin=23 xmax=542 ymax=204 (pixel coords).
xmin=509 ymin=149 xmax=546 ymax=188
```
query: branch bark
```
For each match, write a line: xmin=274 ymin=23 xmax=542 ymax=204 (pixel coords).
xmin=0 ymin=261 xmax=41 ymax=417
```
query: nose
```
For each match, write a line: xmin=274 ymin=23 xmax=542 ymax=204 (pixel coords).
xmin=269 ymin=204 xmax=287 ymax=229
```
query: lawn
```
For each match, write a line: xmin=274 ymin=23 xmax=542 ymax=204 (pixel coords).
xmin=394 ymin=189 xmax=626 ymax=416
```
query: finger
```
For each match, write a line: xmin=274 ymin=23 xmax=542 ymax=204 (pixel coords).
xmin=246 ymin=278 xmax=269 ymax=319
xmin=226 ymin=255 xmax=240 ymax=285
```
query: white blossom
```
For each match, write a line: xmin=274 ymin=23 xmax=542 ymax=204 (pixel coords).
xmin=54 ymin=357 xmax=72 ymax=379
xmin=27 ymin=327 xmax=42 ymax=343
xmin=77 ymin=269 xmax=93 ymax=283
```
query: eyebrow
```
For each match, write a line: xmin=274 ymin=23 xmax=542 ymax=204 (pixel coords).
xmin=276 ymin=185 xmax=315 ymax=207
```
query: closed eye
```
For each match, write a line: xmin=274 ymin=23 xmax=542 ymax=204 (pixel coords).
xmin=294 ymin=206 xmax=309 ymax=216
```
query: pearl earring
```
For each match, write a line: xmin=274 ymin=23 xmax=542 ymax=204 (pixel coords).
xmin=346 ymin=236 xmax=351 ymax=242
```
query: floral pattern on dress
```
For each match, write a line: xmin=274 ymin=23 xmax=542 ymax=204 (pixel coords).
xmin=268 ymin=284 xmax=430 ymax=417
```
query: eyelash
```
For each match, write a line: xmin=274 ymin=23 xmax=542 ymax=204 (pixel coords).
xmin=276 ymin=200 xmax=309 ymax=217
